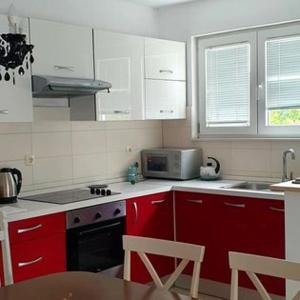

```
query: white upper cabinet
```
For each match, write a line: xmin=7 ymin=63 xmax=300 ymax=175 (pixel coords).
xmin=94 ymin=30 xmax=145 ymax=120
xmin=145 ymin=80 xmax=186 ymax=119
xmin=145 ymin=38 xmax=186 ymax=81
xmin=30 ymin=19 xmax=93 ymax=79
xmin=0 ymin=15 xmax=33 ymax=122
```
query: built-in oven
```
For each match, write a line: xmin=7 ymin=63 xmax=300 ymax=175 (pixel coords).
xmin=66 ymin=201 xmax=125 ymax=277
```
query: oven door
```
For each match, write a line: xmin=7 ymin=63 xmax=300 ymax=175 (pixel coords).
xmin=67 ymin=217 xmax=125 ymax=273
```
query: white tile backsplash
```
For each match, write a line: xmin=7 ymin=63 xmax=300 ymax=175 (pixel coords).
xmin=33 ymin=156 xmax=73 ymax=184
xmin=0 ymin=134 xmax=32 ymax=161
xmin=72 ymin=130 xmax=106 ymax=155
xmin=32 ymin=132 xmax=72 ymax=158
xmin=0 ymin=121 xmax=162 ymax=191
xmin=73 ymin=154 xmax=107 ymax=179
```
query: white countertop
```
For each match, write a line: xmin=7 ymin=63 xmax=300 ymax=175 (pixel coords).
xmin=0 ymin=179 xmax=284 ymax=222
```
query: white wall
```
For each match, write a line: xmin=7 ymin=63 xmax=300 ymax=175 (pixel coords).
xmin=0 ymin=0 xmax=158 ymax=36
xmin=157 ymin=0 xmax=300 ymax=41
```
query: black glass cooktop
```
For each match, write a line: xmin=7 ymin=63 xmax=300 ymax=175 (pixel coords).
xmin=20 ymin=189 xmax=120 ymax=205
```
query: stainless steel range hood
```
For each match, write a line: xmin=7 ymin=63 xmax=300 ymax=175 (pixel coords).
xmin=32 ymin=75 xmax=112 ymax=98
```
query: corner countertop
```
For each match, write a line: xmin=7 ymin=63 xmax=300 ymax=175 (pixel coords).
xmin=0 ymin=179 xmax=284 ymax=222
xmin=271 ymin=180 xmax=300 ymax=192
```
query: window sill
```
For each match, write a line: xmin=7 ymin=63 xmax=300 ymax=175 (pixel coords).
xmin=194 ymin=135 xmax=300 ymax=141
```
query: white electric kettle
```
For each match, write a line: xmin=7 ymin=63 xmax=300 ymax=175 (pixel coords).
xmin=200 ymin=157 xmax=221 ymax=180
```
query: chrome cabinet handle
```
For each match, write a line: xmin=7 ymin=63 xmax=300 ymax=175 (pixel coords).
xmin=0 ymin=110 xmax=8 ymax=115
xmin=224 ymin=202 xmax=246 ymax=208
xmin=160 ymin=110 xmax=174 ymax=114
xmin=133 ymin=202 xmax=138 ymax=223
xmin=270 ymin=206 xmax=284 ymax=213
xmin=186 ymin=199 xmax=203 ymax=204
xmin=151 ymin=200 xmax=166 ymax=205
xmin=17 ymin=224 xmax=43 ymax=234
xmin=113 ymin=110 xmax=130 ymax=114
xmin=159 ymin=69 xmax=174 ymax=74
xmin=18 ymin=256 xmax=43 ymax=268
xmin=54 ymin=65 xmax=75 ymax=71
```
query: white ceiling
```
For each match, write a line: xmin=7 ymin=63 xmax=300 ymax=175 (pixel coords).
xmin=129 ymin=0 xmax=196 ymax=8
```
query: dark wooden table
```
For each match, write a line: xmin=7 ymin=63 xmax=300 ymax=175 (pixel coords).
xmin=0 ymin=272 xmax=193 ymax=300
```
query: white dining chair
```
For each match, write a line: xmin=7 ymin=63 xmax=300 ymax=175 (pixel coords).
xmin=229 ymin=251 xmax=300 ymax=300
xmin=123 ymin=235 xmax=205 ymax=299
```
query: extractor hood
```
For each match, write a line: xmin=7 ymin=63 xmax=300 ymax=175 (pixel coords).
xmin=32 ymin=75 xmax=112 ymax=98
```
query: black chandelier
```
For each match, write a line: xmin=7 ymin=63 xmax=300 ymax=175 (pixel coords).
xmin=0 ymin=33 xmax=34 ymax=85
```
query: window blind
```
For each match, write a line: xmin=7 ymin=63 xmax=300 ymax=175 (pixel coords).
xmin=205 ymin=43 xmax=250 ymax=127
xmin=266 ymin=36 xmax=300 ymax=110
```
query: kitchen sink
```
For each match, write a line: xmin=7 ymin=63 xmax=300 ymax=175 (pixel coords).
xmin=223 ymin=182 xmax=271 ymax=191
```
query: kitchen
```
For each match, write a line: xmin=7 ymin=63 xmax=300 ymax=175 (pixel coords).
xmin=0 ymin=0 xmax=300 ymax=299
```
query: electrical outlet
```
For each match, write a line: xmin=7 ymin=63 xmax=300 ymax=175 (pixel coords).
xmin=25 ymin=154 xmax=35 ymax=166
xmin=126 ymin=145 xmax=133 ymax=153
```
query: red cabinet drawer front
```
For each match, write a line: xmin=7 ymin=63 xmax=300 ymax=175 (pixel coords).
xmin=11 ymin=233 xmax=66 ymax=283
xmin=9 ymin=213 xmax=65 ymax=244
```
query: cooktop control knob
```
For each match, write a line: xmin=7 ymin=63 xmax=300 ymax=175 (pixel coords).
xmin=96 ymin=189 xmax=101 ymax=195
xmin=106 ymin=189 xmax=112 ymax=196
xmin=90 ymin=187 xmax=95 ymax=194
xmin=74 ymin=217 xmax=81 ymax=224
xmin=101 ymin=189 xmax=106 ymax=196
xmin=114 ymin=208 xmax=121 ymax=216
xmin=95 ymin=212 xmax=102 ymax=220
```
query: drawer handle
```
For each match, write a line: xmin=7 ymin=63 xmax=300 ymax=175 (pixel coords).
xmin=18 ymin=256 xmax=43 ymax=268
xmin=0 ymin=110 xmax=8 ymax=115
xmin=54 ymin=65 xmax=75 ymax=71
xmin=17 ymin=224 xmax=43 ymax=234
xmin=270 ymin=206 xmax=284 ymax=213
xmin=113 ymin=110 xmax=130 ymax=114
xmin=160 ymin=110 xmax=174 ymax=114
xmin=151 ymin=200 xmax=166 ymax=205
xmin=187 ymin=199 xmax=203 ymax=204
xmin=133 ymin=202 xmax=138 ymax=223
xmin=159 ymin=69 xmax=174 ymax=74
xmin=224 ymin=202 xmax=246 ymax=208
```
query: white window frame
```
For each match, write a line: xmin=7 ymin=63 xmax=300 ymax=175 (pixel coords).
xmin=257 ymin=24 xmax=300 ymax=137
xmin=198 ymin=31 xmax=257 ymax=136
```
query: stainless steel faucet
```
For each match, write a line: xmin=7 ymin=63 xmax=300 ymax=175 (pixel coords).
xmin=282 ymin=149 xmax=296 ymax=182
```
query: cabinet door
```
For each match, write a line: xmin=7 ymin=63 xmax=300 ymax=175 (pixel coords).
xmin=11 ymin=233 xmax=66 ymax=283
xmin=0 ymin=15 xmax=32 ymax=122
xmin=145 ymin=79 xmax=186 ymax=120
xmin=94 ymin=30 xmax=144 ymax=120
xmin=30 ymin=19 xmax=93 ymax=79
xmin=252 ymin=199 xmax=285 ymax=296
xmin=145 ymin=38 xmax=186 ymax=81
xmin=175 ymin=192 xmax=222 ymax=281
xmin=126 ymin=192 xmax=174 ymax=283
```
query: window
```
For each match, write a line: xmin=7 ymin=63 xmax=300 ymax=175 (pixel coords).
xmin=258 ymin=24 xmax=300 ymax=136
xmin=198 ymin=32 xmax=257 ymax=136
xmin=197 ymin=23 xmax=300 ymax=138
xmin=205 ymin=43 xmax=250 ymax=128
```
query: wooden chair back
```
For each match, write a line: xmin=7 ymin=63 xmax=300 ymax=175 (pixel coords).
xmin=123 ymin=235 xmax=205 ymax=299
xmin=229 ymin=251 xmax=300 ymax=300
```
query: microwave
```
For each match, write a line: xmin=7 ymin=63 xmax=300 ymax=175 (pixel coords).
xmin=141 ymin=148 xmax=202 ymax=180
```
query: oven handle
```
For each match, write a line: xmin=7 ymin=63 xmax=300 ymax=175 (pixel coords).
xmin=78 ymin=222 xmax=122 ymax=237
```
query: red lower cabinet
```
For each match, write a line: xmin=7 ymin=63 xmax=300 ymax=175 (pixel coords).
xmin=175 ymin=192 xmax=285 ymax=296
xmin=126 ymin=192 xmax=174 ymax=283
xmin=9 ymin=213 xmax=66 ymax=283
